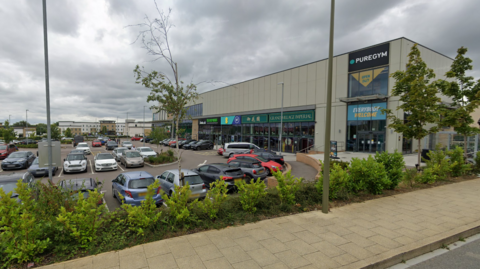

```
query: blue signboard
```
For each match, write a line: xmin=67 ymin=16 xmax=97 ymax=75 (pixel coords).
xmin=347 ymin=102 xmax=387 ymax=121
xmin=233 ymin=115 xmax=241 ymax=125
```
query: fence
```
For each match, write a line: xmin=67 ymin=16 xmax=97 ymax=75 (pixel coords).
xmin=423 ymin=132 xmax=479 ymax=158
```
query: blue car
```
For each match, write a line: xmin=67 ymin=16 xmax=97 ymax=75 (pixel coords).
xmin=27 ymin=157 xmax=58 ymax=177
xmin=112 ymin=171 xmax=163 ymax=206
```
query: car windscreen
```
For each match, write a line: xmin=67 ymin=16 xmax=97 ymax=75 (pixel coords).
xmin=224 ymin=169 xmax=243 ymax=177
xmin=117 ymin=149 xmax=126 ymax=154
xmin=128 ymin=178 xmax=155 ymax=189
xmin=0 ymin=145 xmax=7 ymax=150
xmin=107 ymin=142 xmax=117 ymax=145
xmin=126 ymin=152 xmax=141 ymax=158
xmin=96 ymin=154 xmax=114 ymax=160
xmin=141 ymin=148 xmax=153 ymax=152
xmin=77 ymin=143 xmax=88 ymax=147
xmin=0 ymin=182 xmax=18 ymax=196
xmin=252 ymin=163 xmax=262 ymax=168
xmin=185 ymin=175 xmax=204 ymax=185
xmin=33 ymin=158 xmax=39 ymax=164
xmin=123 ymin=142 xmax=132 ymax=145
xmin=9 ymin=152 xmax=27 ymax=158
xmin=94 ymin=140 xmax=100 ymax=143
xmin=66 ymin=155 xmax=84 ymax=161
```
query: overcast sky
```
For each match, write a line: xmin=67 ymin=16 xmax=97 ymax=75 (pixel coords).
xmin=1 ymin=0 xmax=479 ymax=125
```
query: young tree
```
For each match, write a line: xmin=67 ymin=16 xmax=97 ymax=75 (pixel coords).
xmin=133 ymin=6 xmax=198 ymax=179
xmin=383 ymin=44 xmax=441 ymax=168
xmin=150 ymin=127 xmax=169 ymax=148
xmin=50 ymin=123 xmax=61 ymax=141
xmin=438 ymin=47 xmax=480 ymax=159
xmin=12 ymin=120 xmax=32 ymax=127
xmin=64 ymin=128 xmax=73 ymax=138
xmin=2 ymin=120 xmax=16 ymax=143
xmin=101 ymin=126 xmax=108 ymax=135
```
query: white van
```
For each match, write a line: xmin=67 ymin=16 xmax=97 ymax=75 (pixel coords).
xmin=222 ymin=142 xmax=260 ymax=158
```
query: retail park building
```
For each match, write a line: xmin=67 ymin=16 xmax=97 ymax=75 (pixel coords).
xmin=153 ymin=37 xmax=456 ymax=154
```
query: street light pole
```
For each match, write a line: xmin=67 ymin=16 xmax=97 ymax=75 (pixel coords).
xmin=277 ymin=82 xmax=284 ymax=153
xmin=322 ymin=0 xmax=335 ymax=214
xmin=143 ymin=106 xmax=146 ymax=147
xmin=26 ymin=109 xmax=29 ymax=144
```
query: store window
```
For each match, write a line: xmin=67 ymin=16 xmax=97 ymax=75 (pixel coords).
xmin=348 ymin=66 xmax=388 ymax=97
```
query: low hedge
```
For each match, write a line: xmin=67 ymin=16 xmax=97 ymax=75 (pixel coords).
xmin=60 ymin=140 xmax=72 ymax=144
xmin=147 ymin=150 xmax=177 ymax=165
xmin=17 ymin=144 xmax=38 ymax=148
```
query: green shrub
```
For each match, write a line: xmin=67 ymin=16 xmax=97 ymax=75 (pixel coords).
xmin=167 ymin=149 xmax=174 ymax=157
xmin=119 ymin=180 xmax=162 ymax=236
xmin=160 ymin=182 xmax=198 ymax=227
xmin=17 ymin=144 xmax=38 ymax=148
xmin=417 ymin=167 xmax=437 ymax=184
xmin=402 ymin=168 xmax=418 ymax=188
xmin=61 ymin=140 xmax=72 ymax=144
xmin=447 ymin=147 xmax=471 ymax=177
xmin=374 ymin=150 xmax=405 ymax=189
xmin=235 ymin=178 xmax=267 ymax=213
xmin=473 ymin=154 xmax=480 ymax=174
xmin=316 ymin=162 xmax=351 ymax=200
xmin=331 ymin=160 xmax=350 ymax=170
xmin=198 ymin=179 xmax=229 ymax=219
xmin=424 ymin=146 xmax=451 ymax=181
xmin=273 ymin=171 xmax=303 ymax=205
xmin=349 ymin=156 xmax=390 ymax=195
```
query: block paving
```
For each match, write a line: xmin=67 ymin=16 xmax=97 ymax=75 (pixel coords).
xmin=39 ymin=178 xmax=480 ymax=269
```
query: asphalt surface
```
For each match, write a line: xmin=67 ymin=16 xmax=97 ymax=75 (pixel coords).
xmin=289 ymin=160 xmax=318 ymax=182
xmin=1 ymin=140 xmax=294 ymax=211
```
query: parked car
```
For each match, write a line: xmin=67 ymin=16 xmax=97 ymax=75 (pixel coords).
xmin=94 ymin=153 xmax=117 ymax=172
xmin=0 ymin=172 xmax=35 ymax=202
xmin=105 ymin=141 xmax=118 ymax=150
xmin=168 ymin=140 xmax=177 ymax=147
xmin=131 ymin=137 xmax=142 ymax=141
xmin=163 ymin=139 xmax=174 ymax=146
xmin=217 ymin=147 xmax=224 ymax=156
xmin=12 ymin=140 xmax=20 ymax=144
xmin=0 ymin=144 xmax=17 ymax=160
xmin=75 ymin=142 xmax=91 ymax=155
xmin=136 ymin=147 xmax=157 ymax=159
xmin=73 ymin=135 xmax=85 ymax=147
xmin=19 ymin=139 xmax=38 ymax=145
xmin=92 ymin=140 xmax=102 ymax=147
xmin=156 ymin=169 xmax=207 ymax=199
xmin=119 ymin=150 xmax=144 ymax=168
xmin=0 ymin=140 xmax=6 ymax=144
xmin=27 ymin=157 xmax=58 ymax=177
xmin=58 ymin=178 xmax=103 ymax=205
xmin=183 ymin=140 xmax=201 ymax=150
xmin=252 ymin=150 xmax=285 ymax=165
xmin=178 ymin=139 xmax=196 ymax=148
xmin=192 ymin=163 xmax=246 ymax=191
xmin=228 ymin=154 xmax=283 ymax=175
xmin=112 ymin=147 xmax=128 ymax=162
xmin=98 ymin=137 xmax=107 ymax=145
xmin=61 ymin=137 xmax=73 ymax=141
xmin=226 ymin=159 xmax=269 ymax=182
xmin=191 ymin=140 xmax=214 ymax=150
xmin=112 ymin=171 xmax=163 ymax=206
xmin=63 ymin=153 xmax=88 ymax=173
xmin=139 ymin=137 xmax=153 ymax=143
xmin=222 ymin=142 xmax=260 ymax=158
xmin=70 ymin=149 xmax=87 ymax=157
xmin=1 ymin=151 xmax=36 ymax=170
xmin=122 ymin=141 xmax=133 ymax=149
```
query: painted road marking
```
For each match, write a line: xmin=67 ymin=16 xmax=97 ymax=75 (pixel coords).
xmin=118 ymin=164 xmax=125 ymax=171
xmin=100 ymin=191 xmax=109 ymax=212
xmin=89 ymin=160 xmax=95 ymax=174
xmin=58 ymin=168 xmax=63 ymax=177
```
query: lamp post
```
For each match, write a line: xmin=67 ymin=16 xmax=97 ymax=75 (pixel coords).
xmin=143 ymin=106 xmax=146 ymax=147
xmin=277 ymin=82 xmax=284 ymax=153
xmin=26 ymin=109 xmax=29 ymax=144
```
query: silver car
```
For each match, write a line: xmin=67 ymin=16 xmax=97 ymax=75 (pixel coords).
xmin=222 ymin=142 xmax=259 ymax=158
xmin=120 ymin=150 xmax=144 ymax=168
xmin=122 ymin=141 xmax=133 ymax=149
xmin=156 ymin=169 xmax=206 ymax=199
xmin=113 ymin=147 xmax=128 ymax=162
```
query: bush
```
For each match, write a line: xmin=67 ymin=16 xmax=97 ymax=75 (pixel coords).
xmin=17 ymin=144 xmax=38 ymax=148
xmin=61 ymin=140 xmax=72 ymax=144
xmin=147 ymin=152 xmax=176 ymax=165
xmin=349 ymin=156 xmax=390 ymax=195
xmin=160 ymin=183 xmax=198 ymax=227
xmin=316 ymin=162 xmax=351 ymax=200
xmin=417 ymin=167 xmax=437 ymax=184
xmin=331 ymin=160 xmax=350 ymax=170
xmin=167 ymin=149 xmax=174 ymax=157
xmin=198 ymin=180 xmax=229 ymax=219
xmin=473 ymin=154 xmax=480 ymax=174
xmin=273 ymin=171 xmax=303 ymax=205
xmin=402 ymin=168 xmax=418 ymax=188
xmin=447 ymin=147 xmax=471 ymax=177
xmin=374 ymin=150 xmax=405 ymax=189
xmin=424 ymin=146 xmax=451 ymax=181
xmin=235 ymin=178 xmax=267 ymax=213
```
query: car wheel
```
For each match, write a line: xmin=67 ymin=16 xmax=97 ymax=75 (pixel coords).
xmin=112 ymin=187 xmax=116 ymax=198
xmin=246 ymin=175 xmax=253 ymax=184
xmin=229 ymin=153 xmax=234 ymax=158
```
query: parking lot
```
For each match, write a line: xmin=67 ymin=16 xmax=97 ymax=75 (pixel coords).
xmin=0 ymin=140 xmax=229 ymax=211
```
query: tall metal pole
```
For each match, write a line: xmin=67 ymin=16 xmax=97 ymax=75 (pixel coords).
xmin=322 ymin=0 xmax=335 ymax=214
xmin=42 ymin=0 xmax=53 ymax=184
xmin=126 ymin=112 xmax=129 ymax=137
xmin=277 ymin=82 xmax=284 ymax=153
xmin=143 ymin=106 xmax=146 ymax=147
xmin=26 ymin=109 xmax=28 ymax=144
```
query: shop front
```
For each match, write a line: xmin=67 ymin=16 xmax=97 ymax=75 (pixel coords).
xmin=198 ymin=117 xmax=220 ymax=143
xmin=346 ymin=102 xmax=387 ymax=153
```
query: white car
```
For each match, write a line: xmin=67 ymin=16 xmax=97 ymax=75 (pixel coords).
xmin=76 ymin=142 xmax=91 ymax=155
xmin=94 ymin=153 xmax=117 ymax=172
xmin=63 ymin=153 xmax=87 ymax=173
xmin=137 ymin=147 xmax=158 ymax=159
xmin=122 ymin=141 xmax=133 ymax=149
xmin=112 ymin=147 xmax=128 ymax=162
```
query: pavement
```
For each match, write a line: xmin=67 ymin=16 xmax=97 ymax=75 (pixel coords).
xmin=38 ymin=174 xmax=480 ymax=269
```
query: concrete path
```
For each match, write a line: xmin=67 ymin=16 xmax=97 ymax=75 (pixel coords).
xmin=39 ymin=178 xmax=480 ymax=269
xmin=309 ymin=152 xmax=423 ymax=168
xmin=288 ymin=161 xmax=318 ymax=182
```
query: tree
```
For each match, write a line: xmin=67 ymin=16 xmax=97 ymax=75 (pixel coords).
xmin=133 ymin=6 xmax=198 ymax=179
xmin=150 ymin=127 xmax=169 ymax=148
xmin=438 ymin=47 xmax=480 ymax=159
xmin=36 ymin=123 xmax=47 ymax=135
xmin=101 ymin=126 xmax=108 ymax=135
xmin=2 ymin=120 xmax=16 ymax=143
xmin=382 ymin=44 xmax=441 ymax=168
xmin=50 ymin=123 xmax=61 ymax=140
xmin=64 ymin=128 xmax=73 ymax=138
xmin=12 ymin=120 xmax=33 ymax=127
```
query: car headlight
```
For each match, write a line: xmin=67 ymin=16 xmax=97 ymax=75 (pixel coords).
xmin=272 ymin=166 xmax=277 ymax=169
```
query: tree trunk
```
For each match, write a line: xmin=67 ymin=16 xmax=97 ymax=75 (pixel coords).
xmin=417 ymin=138 xmax=421 ymax=170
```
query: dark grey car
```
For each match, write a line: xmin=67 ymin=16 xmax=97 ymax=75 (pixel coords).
xmin=156 ymin=169 xmax=206 ymax=199
xmin=105 ymin=141 xmax=118 ymax=150
xmin=192 ymin=163 xmax=246 ymax=191
xmin=0 ymin=172 xmax=35 ymax=202
xmin=226 ymin=159 xmax=269 ymax=182
xmin=1 ymin=151 xmax=36 ymax=170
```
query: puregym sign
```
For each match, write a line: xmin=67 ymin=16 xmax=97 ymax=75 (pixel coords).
xmin=348 ymin=43 xmax=389 ymax=72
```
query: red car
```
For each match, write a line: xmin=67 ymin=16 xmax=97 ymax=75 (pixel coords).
xmin=217 ymin=147 xmax=224 ymax=156
xmin=0 ymin=144 xmax=17 ymax=160
xmin=227 ymin=154 xmax=283 ymax=175
xmin=92 ymin=140 xmax=102 ymax=147
xmin=131 ymin=137 xmax=142 ymax=141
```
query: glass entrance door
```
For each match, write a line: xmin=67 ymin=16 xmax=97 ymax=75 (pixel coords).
xmin=357 ymin=132 xmax=385 ymax=153
xmin=357 ymin=132 xmax=369 ymax=152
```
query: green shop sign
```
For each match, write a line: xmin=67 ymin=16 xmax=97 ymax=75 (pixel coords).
xmin=241 ymin=114 xmax=268 ymax=123
xmin=269 ymin=110 xmax=315 ymax=123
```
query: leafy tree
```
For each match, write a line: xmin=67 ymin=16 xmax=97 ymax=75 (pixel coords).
xmin=64 ymin=128 xmax=73 ymax=138
xmin=438 ymin=47 xmax=480 ymax=159
xmin=382 ymin=44 xmax=441 ymax=168
xmin=50 ymin=123 xmax=61 ymax=140
xmin=150 ymin=127 xmax=169 ymax=148
xmin=36 ymin=123 xmax=47 ymax=135
xmin=101 ymin=126 xmax=108 ymax=135
xmin=2 ymin=120 xmax=16 ymax=143
xmin=133 ymin=7 xmax=198 ymax=179
xmin=12 ymin=120 xmax=33 ymax=127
